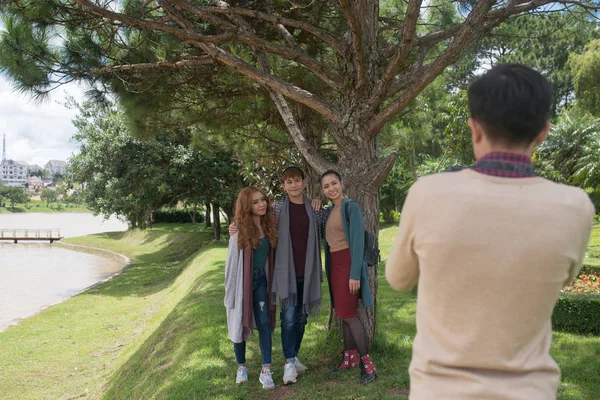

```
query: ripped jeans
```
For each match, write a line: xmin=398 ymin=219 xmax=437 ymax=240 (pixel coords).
xmin=233 ymin=267 xmax=272 ymax=367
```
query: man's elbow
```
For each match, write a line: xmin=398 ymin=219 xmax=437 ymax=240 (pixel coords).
xmin=385 ymin=269 xmax=417 ymax=291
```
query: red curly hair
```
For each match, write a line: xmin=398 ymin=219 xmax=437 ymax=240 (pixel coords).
xmin=235 ymin=187 xmax=278 ymax=250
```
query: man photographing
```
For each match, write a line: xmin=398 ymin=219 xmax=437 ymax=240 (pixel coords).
xmin=386 ymin=64 xmax=595 ymax=399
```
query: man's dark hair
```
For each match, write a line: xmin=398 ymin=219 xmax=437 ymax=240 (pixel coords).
xmin=467 ymin=63 xmax=552 ymax=146
xmin=281 ymin=166 xmax=305 ymax=182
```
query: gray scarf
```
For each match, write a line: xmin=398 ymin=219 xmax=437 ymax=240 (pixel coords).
xmin=273 ymin=196 xmax=322 ymax=314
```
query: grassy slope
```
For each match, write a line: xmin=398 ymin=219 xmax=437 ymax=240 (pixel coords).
xmin=0 ymin=223 xmax=598 ymax=399
xmin=0 ymin=224 xmax=212 ymax=399
xmin=0 ymin=200 xmax=90 ymax=213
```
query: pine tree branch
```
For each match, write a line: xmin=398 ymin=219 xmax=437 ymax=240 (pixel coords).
xmin=71 ymin=0 xmax=235 ymax=43
xmin=369 ymin=0 xmax=423 ymax=113
xmin=72 ymin=58 xmax=215 ymax=76
xmin=200 ymin=6 xmax=344 ymax=56
xmin=222 ymin=0 xmax=333 ymax=173
xmin=368 ymin=0 xmax=564 ymax=136
xmin=338 ymin=0 xmax=367 ymax=90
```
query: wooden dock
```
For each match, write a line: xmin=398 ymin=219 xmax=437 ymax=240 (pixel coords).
xmin=0 ymin=229 xmax=63 ymax=243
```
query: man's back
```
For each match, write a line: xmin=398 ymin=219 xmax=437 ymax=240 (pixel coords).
xmin=387 ymin=169 xmax=595 ymax=399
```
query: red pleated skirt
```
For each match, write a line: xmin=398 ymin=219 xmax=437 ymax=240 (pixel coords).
xmin=330 ymin=248 xmax=359 ymax=319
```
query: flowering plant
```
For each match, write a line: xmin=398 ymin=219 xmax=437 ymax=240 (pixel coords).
xmin=562 ymin=271 xmax=600 ymax=295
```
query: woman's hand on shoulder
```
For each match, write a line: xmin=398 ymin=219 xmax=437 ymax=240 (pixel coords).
xmin=311 ymin=198 xmax=322 ymax=211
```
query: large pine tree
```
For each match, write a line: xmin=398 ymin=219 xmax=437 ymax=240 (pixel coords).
xmin=2 ymin=0 xmax=599 ymax=340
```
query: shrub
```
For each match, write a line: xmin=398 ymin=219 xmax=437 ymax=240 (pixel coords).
xmin=552 ymin=293 xmax=600 ymax=335
xmin=154 ymin=209 xmax=205 ymax=224
xmin=581 ymin=263 xmax=600 ymax=275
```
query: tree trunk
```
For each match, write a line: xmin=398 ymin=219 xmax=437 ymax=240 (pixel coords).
xmin=205 ymin=202 xmax=212 ymax=227
xmin=190 ymin=205 xmax=197 ymax=224
xmin=222 ymin=202 xmax=234 ymax=226
xmin=296 ymin=104 xmax=324 ymax=198
xmin=212 ymin=202 xmax=221 ymax=240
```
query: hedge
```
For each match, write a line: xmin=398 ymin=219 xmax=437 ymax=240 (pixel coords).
xmin=154 ymin=209 xmax=205 ymax=224
xmin=552 ymin=293 xmax=600 ymax=335
xmin=581 ymin=263 xmax=600 ymax=275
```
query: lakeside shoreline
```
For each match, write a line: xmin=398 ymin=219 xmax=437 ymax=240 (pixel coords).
xmin=0 ymin=241 xmax=131 ymax=333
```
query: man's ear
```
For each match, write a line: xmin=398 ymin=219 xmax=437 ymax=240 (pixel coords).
xmin=468 ymin=118 xmax=484 ymax=144
xmin=534 ymin=122 xmax=551 ymax=146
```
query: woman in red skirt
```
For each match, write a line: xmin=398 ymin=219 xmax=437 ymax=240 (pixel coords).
xmin=320 ymin=170 xmax=376 ymax=384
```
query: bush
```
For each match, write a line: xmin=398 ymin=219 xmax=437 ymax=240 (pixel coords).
xmin=154 ymin=209 xmax=205 ymax=224
xmin=380 ymin=210 xmax=401 ymax=223
xmin=552 ymin=293 xmax=600 ymax=335
xmin=581 ymin=263 xmax=600 ymax=275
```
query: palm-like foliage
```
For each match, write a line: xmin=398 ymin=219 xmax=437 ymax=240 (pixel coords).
xmin=572 ymin=134 xmax=600 ymax=189
xmin=536 ymin=110 xmax=600 ymax=185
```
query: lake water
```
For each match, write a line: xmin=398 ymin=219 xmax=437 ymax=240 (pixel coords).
xmin=0 ymin=213 xmax=129 ymax=331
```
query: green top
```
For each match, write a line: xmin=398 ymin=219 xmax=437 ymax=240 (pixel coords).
xmin=253 ymin=237 xmax=270 ymax=270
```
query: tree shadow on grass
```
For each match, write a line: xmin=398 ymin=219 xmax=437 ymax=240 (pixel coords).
xmin=85 ymin=228 xmax=215 ymax=298
xmin=553 ymin=332 xmax=600 ymax=399
xmin=100 ymin=250 xmax=413 ymax=400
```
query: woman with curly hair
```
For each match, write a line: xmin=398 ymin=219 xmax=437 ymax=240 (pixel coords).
xmin=224 ymin=186 xmax=279 ymax=390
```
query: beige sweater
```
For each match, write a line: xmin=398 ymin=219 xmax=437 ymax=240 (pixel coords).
xmin=385 ymin=169 xmax=595 ymax=400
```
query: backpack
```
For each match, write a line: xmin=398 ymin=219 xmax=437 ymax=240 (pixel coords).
xmin=344 ymin=201 xmax=381 ymax=266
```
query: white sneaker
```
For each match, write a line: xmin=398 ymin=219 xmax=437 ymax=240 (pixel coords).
xmin=259 ymin=369 xmax=275 ymax=390
xmin=294 ymin=357 xmax=308 ymax=373
xmin=235 ymin=365 xmax=248 ymax=384
xmin=283 ymin=362 xmax=298 ymax=384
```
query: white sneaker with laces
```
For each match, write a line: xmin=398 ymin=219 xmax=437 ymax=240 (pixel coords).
xmin=259 ymin=369 xmax=275 ymax=390
xmin=294 ymin=357 xmax=308 ymax=373
xmin=283 ymin=362 xmax=298 ymax=384
xmin=235 ymin=366 xmax=248 ymax=384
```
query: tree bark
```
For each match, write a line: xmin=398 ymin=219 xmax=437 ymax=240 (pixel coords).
xmin=205 ymin=202 xmax=212 ymax=228
xmin=212 ymin=202 xmax=221 ymax=240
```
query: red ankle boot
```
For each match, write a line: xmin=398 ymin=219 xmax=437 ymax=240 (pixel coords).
xmin=331 ymin=349 xmax=359 ymax=372
xmin=360 ymin=354 xmax=376 ymax=384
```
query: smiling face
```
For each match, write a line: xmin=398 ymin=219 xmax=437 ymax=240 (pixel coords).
xmin=250 ymin=191 xmax=267 ymax=216
xmin=320 ymin=173 xmax=343 ymax=202
xmin=282 ymin=175 xmax=306 ymax=199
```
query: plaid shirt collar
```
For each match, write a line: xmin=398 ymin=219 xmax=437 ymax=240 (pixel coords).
xmin=472 ymin=152 xmax=536 ymax=178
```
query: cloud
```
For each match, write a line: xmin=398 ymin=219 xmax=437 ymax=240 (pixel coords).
xmin=0 ymin=76 xmax=86 ymax=167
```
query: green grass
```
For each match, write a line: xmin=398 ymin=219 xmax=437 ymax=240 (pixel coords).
xmin=0 ymin=200 xmax=90 ymax=213
xmin=0 ymin=223 xmax=598 ymax=399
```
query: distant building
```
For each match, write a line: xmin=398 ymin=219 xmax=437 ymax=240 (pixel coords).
xmin=28 ymin=164 xmax=44 ymax=173
xmin=27 ymin=176 xmax=44 ymax=191
xmin=44 ymin=160 xmax=67 ymax=175
xmin=1 ymin=159 xmax=28 ymax=187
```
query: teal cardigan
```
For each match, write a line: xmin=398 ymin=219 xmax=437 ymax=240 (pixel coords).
xmin=323 ymin=197 xmax=374 ymax=309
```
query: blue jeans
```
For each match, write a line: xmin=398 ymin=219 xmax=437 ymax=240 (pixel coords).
xmin=233 ymin=268 xmax=272 ymax=367
xmin=280 ymin=278 xmax=309 ymax=361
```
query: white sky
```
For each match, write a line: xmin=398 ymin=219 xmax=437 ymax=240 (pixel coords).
xmin=0 ymin=74 xmax=85 ymax=167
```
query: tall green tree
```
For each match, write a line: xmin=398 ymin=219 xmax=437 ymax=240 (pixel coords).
xmin=68 ymin=100 xmax=241 ymax=232
xmin=571 ymin=39 xmax=600 ymax=116
xmin=40 ymin=188 xmax=58 ymax=207
xmin=3 ymin=186 xmax=30 ymax=208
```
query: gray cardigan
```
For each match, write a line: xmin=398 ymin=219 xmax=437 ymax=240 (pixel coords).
xmin=224 ymin=233 xmax=245 ymax=343
xmin=224 ymin=233 xmax=272 ymax=343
